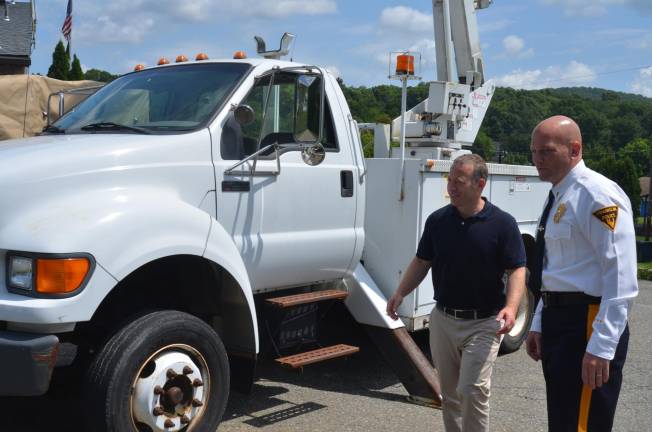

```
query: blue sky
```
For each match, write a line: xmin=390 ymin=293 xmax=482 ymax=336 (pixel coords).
xmin=26 ymin=0 xmax=652 ymax=96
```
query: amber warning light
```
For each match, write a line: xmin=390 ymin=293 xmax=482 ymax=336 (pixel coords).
xmin=396 ymin=54 xmax=415 ymax=76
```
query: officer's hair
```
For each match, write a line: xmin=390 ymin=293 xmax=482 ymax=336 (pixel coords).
xmin=453 ymin=154 xmax=488 ymax=183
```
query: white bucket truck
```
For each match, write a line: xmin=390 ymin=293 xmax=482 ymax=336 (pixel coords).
xmin=0 ymin=1 xmax=547 ymax=430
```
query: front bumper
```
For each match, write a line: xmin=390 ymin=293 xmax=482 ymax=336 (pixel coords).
xmin=0 ymin=331 xmax=59 ymax=396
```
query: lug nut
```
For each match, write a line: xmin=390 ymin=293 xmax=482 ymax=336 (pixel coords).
xmin=180 ymin=415 xmax=190 ymax=425
xmin=192 ymin=378 xmax=203 ymax=387
xmin=182 ymin=366 xmax=193 ymax=375
xmin=153 ymin=406 xmax=164 ymax=416
xmin=164 ymin=418 xmax=174 ymax=428
xmin=192 ymin=398 xmax=203 ymax=407
xmin=166 ymin=368 xmax=178 ymax=379
xmin=154 ymin=385 xmax=165 ymax=395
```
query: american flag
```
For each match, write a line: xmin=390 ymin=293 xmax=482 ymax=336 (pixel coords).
xmin=61 ymin=0 xmax=73 ymax=41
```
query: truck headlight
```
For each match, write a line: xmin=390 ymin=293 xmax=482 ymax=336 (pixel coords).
xmin=7 ymin=253 xmax=93 ymax=296
xmin=8 ymin=256 xmax=34 ymax=291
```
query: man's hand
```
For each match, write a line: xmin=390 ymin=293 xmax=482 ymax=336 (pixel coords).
xmin=496 ymin=305 xmax=517 ymax=335
xmin=582 ymin=352 xmax=610 ymax=389
xmin=526 ymin=331 xmax=542 ymax=361
xmin=386 ymin=293 xmax=403 ymax=321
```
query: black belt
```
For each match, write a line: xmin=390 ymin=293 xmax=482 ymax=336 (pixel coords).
xmin=541 ymin=291 xmax=601 ymax=308
xmin=436 ymin=303 xmax=499 ymax=320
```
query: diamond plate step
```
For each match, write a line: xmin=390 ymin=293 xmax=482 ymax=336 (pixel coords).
xmin=265 ymin=289 xmax=348 ymax=308
xmin=275 ymin=344 xmax=360 ymax=368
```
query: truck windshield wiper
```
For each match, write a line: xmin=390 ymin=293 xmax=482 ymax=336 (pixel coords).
xmin=80 ymin=122 xmax=152 ymax=134
xmin=42 ymin=124 xmax=65 ymax=134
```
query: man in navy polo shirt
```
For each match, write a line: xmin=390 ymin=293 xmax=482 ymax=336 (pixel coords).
xmin=387 ymin=154 xmax=526 ymax=432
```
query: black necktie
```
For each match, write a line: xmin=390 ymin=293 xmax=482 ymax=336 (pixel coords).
xmin=530 ymin=190 xmax=555 ymax=300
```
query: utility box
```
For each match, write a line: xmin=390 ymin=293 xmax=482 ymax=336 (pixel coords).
xmin=362 ymin=157 xmax=546 ymax=331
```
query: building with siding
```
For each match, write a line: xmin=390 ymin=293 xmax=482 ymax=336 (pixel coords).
xmin=0 ymin=1 xmax=36 ymax=75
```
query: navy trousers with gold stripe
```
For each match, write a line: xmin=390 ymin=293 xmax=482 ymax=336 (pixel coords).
xmin=541 ymin=303 xmax=629 ymax=432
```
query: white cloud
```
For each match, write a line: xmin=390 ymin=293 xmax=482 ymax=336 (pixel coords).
xmin=75 ymin=0 xmax=336 ymax=44
xmin=379 ymin=6 xmax=432 ymax=35
xmin=631 ymin=66 xmax=652 ymax=97
xmin=495 ymin=61 xmax=597 ymax=89
xmin=541 ymin=0 xmax=652 ymax=17
xmin=503 ymin=35 xmax=524 ymax=55
xmin=78 ymin=15 xmax=155 ymax=44
xmin=245 ymin=0 xmax=337 ymax=18
xmin=501 ymin=35 xmax=534 ymax=59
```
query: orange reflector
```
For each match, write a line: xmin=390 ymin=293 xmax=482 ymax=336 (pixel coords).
xmin=233 ymin=51 xmax=247 ymax=59
xmin=134 ymin=64 xmax=145 ymax=71
xmin=157 ymin=57 xmax=170 ymax=65
xmin=36 ymin=258 xmax=90 ymax=294
xmin=175 ymin=54 xmax=188 ymax=63
xmin=196 ymin=53 xmax=209 ymax=61
xmin=396 ymin=54 xmax=415 ymax=75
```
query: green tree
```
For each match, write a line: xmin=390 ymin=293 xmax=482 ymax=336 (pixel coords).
xmin=588 ymin=154 xmax=641 ymax=217
xmin=473 ymin=131 xmax=495 ymax=161
xmin=47 ymin=41 xmax=70 ymax=80
xmin=360 ymin=130 xmax=374 ymax=158
xmin=618 ymin=137 xmax=651 ymax=178
xmin=69 ymin=54 xmax=84 ymax=81
xmin=84 ymin=68 xmax=119 ymax=83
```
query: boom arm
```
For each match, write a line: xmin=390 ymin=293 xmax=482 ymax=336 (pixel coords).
xmin=391 ymin=0 xmax=494 ymax=149
xmin=433 ymin=0 xmax=490 ymax=87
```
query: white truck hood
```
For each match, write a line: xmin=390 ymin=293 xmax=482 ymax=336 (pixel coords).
xmin=0 ymin=131 xmax=215 ymax=254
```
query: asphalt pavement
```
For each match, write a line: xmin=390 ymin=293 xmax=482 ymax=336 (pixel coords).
xmin=220 ymin=281 xmax=652 ymax=432
xmin=4 ymin=282 xmax=650 ymax=431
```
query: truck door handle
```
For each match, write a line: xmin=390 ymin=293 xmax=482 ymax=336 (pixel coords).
xmin=341 ymin=170 xmax=354 ymax=198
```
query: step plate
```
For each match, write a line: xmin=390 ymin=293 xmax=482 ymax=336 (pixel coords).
xmin=265 ymin=290 xmax=348 ymax=308
xmin=275 ymin=344 xmax=360 ymax=368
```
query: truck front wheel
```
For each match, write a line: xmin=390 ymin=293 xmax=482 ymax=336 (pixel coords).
xmin=84 ymin=310 xmax=229 ymax=432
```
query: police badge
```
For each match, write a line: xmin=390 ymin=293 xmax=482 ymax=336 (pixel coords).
xmin=553 ymin=202 xmax=566 ymax=223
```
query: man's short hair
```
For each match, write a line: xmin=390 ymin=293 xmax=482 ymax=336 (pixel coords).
xmin=453 ymin=154 xmax=488 ymax=183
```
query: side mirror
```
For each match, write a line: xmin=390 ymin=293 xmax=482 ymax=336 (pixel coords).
xmin=234 ymin=104 xmax=255 ymax=126
xmin=301 ymin=143 xmax=326 ymax=166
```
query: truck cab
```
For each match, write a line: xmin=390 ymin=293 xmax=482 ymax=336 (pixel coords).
xmin=0 ymin=56 xmax=367 ymax=432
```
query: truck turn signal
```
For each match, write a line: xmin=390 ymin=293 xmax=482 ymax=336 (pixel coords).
xmin=36 ymin=258 xmax=90 ymax=294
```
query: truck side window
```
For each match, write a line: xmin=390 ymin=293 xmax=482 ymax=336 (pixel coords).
xmin=220 ymin=73 xmax=338 ymax=160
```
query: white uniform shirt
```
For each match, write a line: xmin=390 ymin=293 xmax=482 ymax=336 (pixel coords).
xmin=530 ymin=160 xmax=638 ymax=360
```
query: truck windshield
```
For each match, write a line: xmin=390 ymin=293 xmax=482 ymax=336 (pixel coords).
xmin=54 ymin=63 xmax=251 ymax=133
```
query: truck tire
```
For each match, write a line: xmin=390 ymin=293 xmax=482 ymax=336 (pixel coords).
xmin=83 ymin=310 xmax=229 ymax=432
xmin=499 ymin=288 xmax=535 ymax=355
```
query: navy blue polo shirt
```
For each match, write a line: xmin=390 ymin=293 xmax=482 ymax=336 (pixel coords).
xmin=416 ymin=199 xmax=526 ymax=310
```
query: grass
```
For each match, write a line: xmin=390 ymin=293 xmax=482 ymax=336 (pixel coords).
xmin=638 ymin=262 xmax=652 ymax=281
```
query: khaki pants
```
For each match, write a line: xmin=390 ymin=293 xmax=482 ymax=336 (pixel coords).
xmin=429 ymin=307 xmax=502 ymax=432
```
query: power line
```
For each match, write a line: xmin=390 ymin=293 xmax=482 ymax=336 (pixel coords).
xmin=500 ymin=64 xmax=652 ymax=88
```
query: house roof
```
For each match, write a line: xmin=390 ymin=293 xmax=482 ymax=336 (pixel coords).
xmin=0 ymin=1 xmax=34 ymax=62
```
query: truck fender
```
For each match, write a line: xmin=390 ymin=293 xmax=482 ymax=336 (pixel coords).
xmin=342 ymin=263 xmax=405 ymax=330
xmin=203 ymin=219 xmax=259 ymax=353
xmin=1 ymin=191 xmax=210 ymax=323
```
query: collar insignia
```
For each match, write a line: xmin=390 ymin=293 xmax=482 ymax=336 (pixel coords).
xmin=553 ymin=202 xmax=566 ymax=223
xmin=593 ymin=206 xmax=618 ymax=231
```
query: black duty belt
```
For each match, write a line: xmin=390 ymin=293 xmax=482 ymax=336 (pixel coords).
xmin=541 ymin=291 xmax=601 ymax=308
xmin=436 ymin=302 xmax=499 ymax=320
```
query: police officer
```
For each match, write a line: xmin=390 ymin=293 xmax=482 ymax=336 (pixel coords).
xmin=526 ymin=115 xmax=638 ymax=432
xmin=387 ymin=154 xmax=526 ymax=432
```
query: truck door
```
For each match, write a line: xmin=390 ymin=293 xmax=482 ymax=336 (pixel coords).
xmin=214 ymin=70 xmax=358 ymax=291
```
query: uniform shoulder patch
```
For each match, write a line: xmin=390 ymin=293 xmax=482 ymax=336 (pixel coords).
xmin=593 ymin=206 xmax=618 ymax=231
